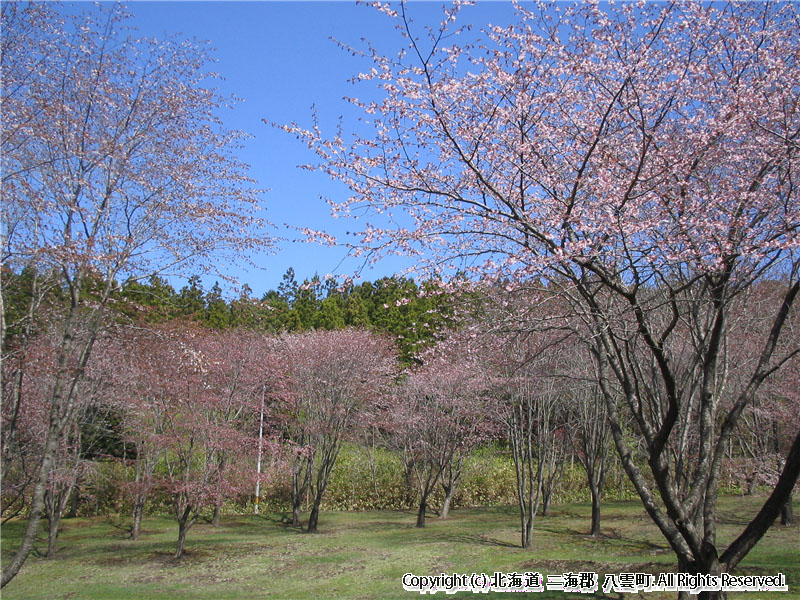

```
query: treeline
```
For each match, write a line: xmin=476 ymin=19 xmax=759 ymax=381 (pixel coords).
xmin=3 ymin=267 xmax=454 ymax=366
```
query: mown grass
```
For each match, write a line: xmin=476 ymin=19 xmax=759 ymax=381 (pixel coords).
xmin=1 ymin=495 xmax=797 ymax=599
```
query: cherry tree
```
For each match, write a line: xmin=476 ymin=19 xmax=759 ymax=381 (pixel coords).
xmin=388 ymin=342 xmax=492 ymax=527
xmin=565 ymin=371 xmax=611 ymax=536
xmin=474 ymin=283 xmax=611 ymax=535
xmin=0 ymin=3 xmax=269 ymax=585
xmin=1 ymin=323 xmax=117 ymax=557
xmin=278 ymin=329 xmax=396 ymax=532
xmin=99 ymin=326 xmax=178 ymax=541
xmin=196 ymin=328 xmax=280 ymax=527
xmin=1 ymin=331 xmax=53 ymax=525
xmin=136 ymin=325 xmax=270 ymax=558
xmin=290 ymin=2 xmax=800 ymax=590
xmin=486 ymin=327 xmax=569 ymax=548
xmin=732 ymin=321 xmax=800 ymax=523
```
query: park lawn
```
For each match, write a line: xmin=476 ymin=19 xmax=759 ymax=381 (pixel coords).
xmin=1 ymin=496 xmax=797 ymax=600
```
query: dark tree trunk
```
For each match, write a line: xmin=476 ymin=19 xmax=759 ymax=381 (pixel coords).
xmin=590 ymin=486 xmax=601 ymax=536
xmin=212 ymin=503 xmax=221 ymax=527
xmin=291 ymin=498 xmax=302 ymax=527
xmin=416 ymin=498 xmax=428 ymax=528
xmin=305 ymin=437 xmax=341 ymax=534
xmin=44 ymin=469 xmax=79 ymax=559
xmin=675 ymin=543 xmax=726 ymax=600
xmin=65 ymin=481 xmax=81 ymax=518
xmin=520 ymin=508 xmax=533 ymax=549
xmin=307 ymin=501 xmax=320 ymax=533
xmin=541 ymin=490 xmax=552 ymax=516
xmin=291 ymin=456 xmax=312 ymax=528
xmin=780 ymin=495 xmax=793 ymax=526
xmin=46 ymin=511 xmax=61 ymax=559
xmin=175 ymin=522 xmax=188 ymax=559
xmin=174 ymin=505 xmax=195 ymax=559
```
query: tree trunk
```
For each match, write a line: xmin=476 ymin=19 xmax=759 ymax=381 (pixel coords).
xmin=780 ymin=495 xmax=793 ymax=526
xmin=212 ymin=502 xmax=221 ymax=527
xmin=439 ymin=486 xmax=454 ymax=520
xmin=45 ymin=480 xmax=75 ymax=559
xmin=291 ymin=499 xmax=302 ymax=527
xmin=175 ymin=522 xmax=188 ymax=559
xmin=698 ymin=542 xmax=724 ymax=600
xmin=520 ymin=509 xmax=533 ymax=549
xmin=66 ymin=481 xmax=81 ymax=518
xmin=291 ymin=460 xmax=311 ymax=527
xmin=676 ymin=553 xmax=726 ymax=600
xmin=2 ymin=432 xmax=59 ymax=586
xmin=1 ymin=299 xmax=100 ymax=588
xmin=131 ymin=498 xmax=145 ymax=540
xmin=307 ymin=501 xmax=320 ymax=533
xmin=541 ymin=490 xmax=552 ymax=516
xmin=416 ymin=497 xmax=427 ymax=528
xmin=175 ymin=505 xmax=194 ymax=559
xmin=590 ymin=486 xmax=601 ymax=536
xmin=46 ymin=511 xmax=61 ymax=559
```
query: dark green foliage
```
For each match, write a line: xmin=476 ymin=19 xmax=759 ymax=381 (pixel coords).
xmin=1 ymin=267 xmax=65 ymax=343
xmin=4 ymin=265 xmax=453 ymax=363
xmin=118 ymin=269 xmax=455 ymax=363
xmin=314 ymin=295 xmax=346 ymax=330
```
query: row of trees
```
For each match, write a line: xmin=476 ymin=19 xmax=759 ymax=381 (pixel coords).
xmin=0 ymin=315 xmax=573 ymax=556
xmin=2 ymin=322 xmax=395 ymax=557
xmin=122 ymin=269 xmax=454 ymax=365
xmin=5 ymin=287 xmax=797 ymax=593
xmin=3 ymin=274 xmax=796 ymax=574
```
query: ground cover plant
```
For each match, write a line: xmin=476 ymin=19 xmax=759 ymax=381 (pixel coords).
xmin=1 ymin=496 xmax=797 ymax=600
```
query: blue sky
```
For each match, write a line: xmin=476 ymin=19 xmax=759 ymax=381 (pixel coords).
xmin=75 ymin=1 xmax=519 ymax=297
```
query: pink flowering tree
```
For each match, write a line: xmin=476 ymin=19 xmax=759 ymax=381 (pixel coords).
xmin=100 ymin=326 xmax=178 ymax=542
xmin=1 ymin=325 xmax=116 ymax=557
xmin=278 ymin=329 xmax=396 ymax=533
xmin=150 ymin=325 xmax=270 ymax=558
xmin=388 ymin=339 xmax=493 ymax=527
xmin=196 ymin=328 xmax=281 ymax=527
xmin=97 ymin=323 xmax=278 ymax=555
xmin=729 ymin=296 xmax=800 ymax=523
xmin=0 ymin=3 xmax=269 ymax=585
xmin=288 ymin=2 xmax=800 ymax=589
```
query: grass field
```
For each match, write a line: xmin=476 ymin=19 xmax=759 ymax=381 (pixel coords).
xmin=1 ymin=496 xmax=798 ymax=599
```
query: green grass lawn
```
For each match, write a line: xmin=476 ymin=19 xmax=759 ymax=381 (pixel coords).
xmin=1 ymin=496 xmax=797 ymax=599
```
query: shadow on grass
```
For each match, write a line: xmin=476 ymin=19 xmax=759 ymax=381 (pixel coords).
xmin=553 ymin=526 xmax=670 ymax=553
xmin=431 ymin=531 xmax=518 ymax=548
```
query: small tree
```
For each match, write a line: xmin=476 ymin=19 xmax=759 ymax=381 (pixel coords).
xmin=567 ymin=377 xmax=611 ymax=536
xmin=389 ymin=347 xmax=491 ymax=527
xmin=144 ymin=326 xmax=265 ymax=558
xmin=279 ymin=329 xmax=396 ymax=532
xmin=101 ymin=326 xmax=177 ymax=541
xmin=493 ymin=335 xmax=567 ymax=549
